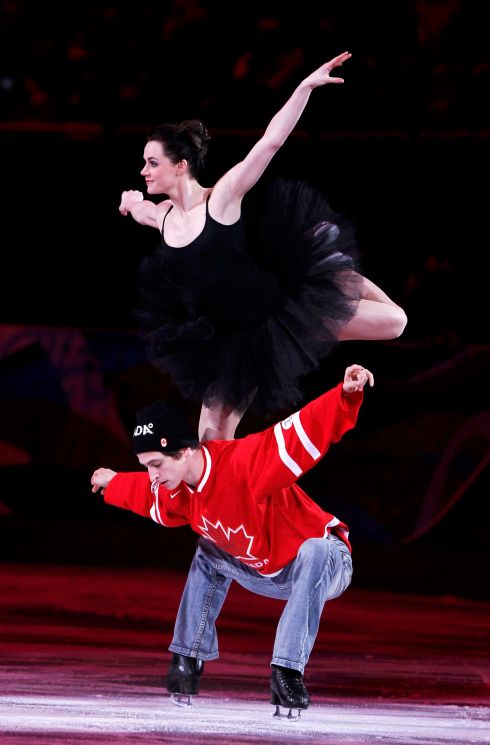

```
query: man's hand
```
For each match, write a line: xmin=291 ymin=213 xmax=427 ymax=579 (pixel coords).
xmin=342 ymin=364 xmax=374 ymax=394
xmin=91 ymin=468 xmax=117 ymax=495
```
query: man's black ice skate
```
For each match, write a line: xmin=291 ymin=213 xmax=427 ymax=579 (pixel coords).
xmin=270 ymin=664 xmax=310 ymax=720
xmin=166 ymin=653 xmax=204 ymax=707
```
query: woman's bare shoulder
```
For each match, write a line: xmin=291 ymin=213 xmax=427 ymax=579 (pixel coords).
xmin=155 ymin=198 xmax=172 ymax=211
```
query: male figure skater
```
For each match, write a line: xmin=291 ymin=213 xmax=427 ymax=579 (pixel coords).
xmin=91 ymin=364 xmax=373 ymax=718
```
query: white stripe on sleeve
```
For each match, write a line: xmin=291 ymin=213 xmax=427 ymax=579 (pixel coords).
xmin=274 ymin=423 xmax=302 ymax=477
xmin=292 ymin=411 xmax=321 ymax=460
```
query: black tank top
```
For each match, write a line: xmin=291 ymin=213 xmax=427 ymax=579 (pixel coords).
xmin=160 ymin=196 xmax=282 ymax=328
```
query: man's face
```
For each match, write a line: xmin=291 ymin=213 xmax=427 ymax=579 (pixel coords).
xmin=137 ymin=450 xmax=188 ymax=491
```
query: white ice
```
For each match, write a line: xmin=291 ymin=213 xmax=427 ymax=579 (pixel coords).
xmin=0 ymin=693 xmax=489 ymax=745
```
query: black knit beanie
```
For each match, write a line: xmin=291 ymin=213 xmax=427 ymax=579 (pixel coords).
xmin=132 ymin=400 xmax=198 ymax=454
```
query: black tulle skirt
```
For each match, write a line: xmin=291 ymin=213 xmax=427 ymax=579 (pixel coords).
xmin=135 ymin=178 xmax=363 ymax=416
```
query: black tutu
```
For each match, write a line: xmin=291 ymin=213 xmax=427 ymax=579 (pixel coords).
xmin=135 ymin=177 xmax=363 ymax=416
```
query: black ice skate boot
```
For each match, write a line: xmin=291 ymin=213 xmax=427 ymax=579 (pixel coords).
xmin=270 ymin=664 xmax=310 ymax=720
xmin=166 ymin=653 xmax=204 ymax=707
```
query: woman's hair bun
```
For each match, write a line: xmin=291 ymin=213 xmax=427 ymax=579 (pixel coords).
xmin=178 ymin=119 xmax=211 ymax=153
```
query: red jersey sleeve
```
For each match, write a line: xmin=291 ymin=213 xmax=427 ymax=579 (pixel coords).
xmin=228 ymin=383 xmax=363 ymax=495
xmin=103 ymin=472 xmax=188 ymax=527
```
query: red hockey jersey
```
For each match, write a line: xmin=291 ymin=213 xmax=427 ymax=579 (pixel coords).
xmin=104 ymin=383 xmax=363 ymax=576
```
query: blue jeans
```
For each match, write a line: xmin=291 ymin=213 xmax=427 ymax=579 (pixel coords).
xmin=169 ymin=534 xmax=353 ymax=674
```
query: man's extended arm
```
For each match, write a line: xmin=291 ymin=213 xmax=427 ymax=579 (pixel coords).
xmin=229 ymin=365 xmax=373 ymax=494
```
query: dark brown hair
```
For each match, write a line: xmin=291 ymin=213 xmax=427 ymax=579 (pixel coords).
xmin=148 ymin=120 xmax=211 ymax=178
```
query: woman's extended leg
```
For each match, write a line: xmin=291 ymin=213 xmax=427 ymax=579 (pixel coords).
xmin=198 ymin=277 xmax=406 ymax=440
xmin=337 ymin=276 xmax=407 ymax=341
xmin=199 ymin=387 xmax=258 ymax=441
xmin=198 ymin=402 xmax=243 ymax=441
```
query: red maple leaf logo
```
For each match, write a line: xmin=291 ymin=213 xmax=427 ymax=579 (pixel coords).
xmin=197 ymin=517 xmax=258 ymax=561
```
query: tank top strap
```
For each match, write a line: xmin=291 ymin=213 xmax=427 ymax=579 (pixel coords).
xmin=161 ymin=205 xmax=173 ymax=236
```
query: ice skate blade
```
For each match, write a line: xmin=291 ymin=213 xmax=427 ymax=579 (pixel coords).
xmin=273 ymin=704 xmax=302 ymax=720
xmin=170 ymin=693 xmax=193 ymax=708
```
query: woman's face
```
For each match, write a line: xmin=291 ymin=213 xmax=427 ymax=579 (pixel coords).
xmin=140 ymin=140 xmax=178 ymax=194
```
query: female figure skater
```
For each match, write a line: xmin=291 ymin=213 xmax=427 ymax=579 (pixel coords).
xmin=119 ymin=51 xmax=407 ymax=441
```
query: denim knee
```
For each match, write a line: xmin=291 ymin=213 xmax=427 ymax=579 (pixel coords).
xmin=297 ymin=537 xmax=331 ymax=563
xmin=297 ymin=536 xmax=352 ymax=599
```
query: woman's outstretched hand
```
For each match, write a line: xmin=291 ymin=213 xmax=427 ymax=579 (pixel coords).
xmin=119 ymin=189 xmax=144 ymax=216
xmin=302 ymin=51 xmax=352 ymax=89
